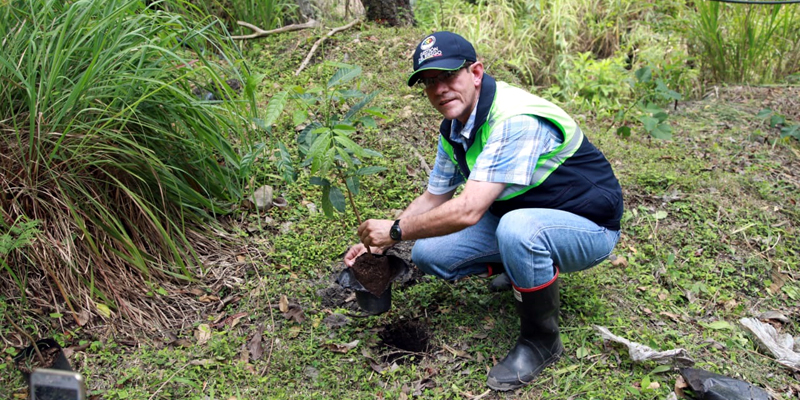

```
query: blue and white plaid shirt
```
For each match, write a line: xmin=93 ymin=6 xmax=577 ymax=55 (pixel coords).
xmin=427 ymin=103 xmax=563 ymax=197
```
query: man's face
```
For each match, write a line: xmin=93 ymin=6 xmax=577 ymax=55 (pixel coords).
xmin=420 ymin=62 xmax=483 ymax=124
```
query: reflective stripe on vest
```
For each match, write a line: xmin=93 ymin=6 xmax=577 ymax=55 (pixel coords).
xmin=442 ymin=82 xmax=584 ymax=200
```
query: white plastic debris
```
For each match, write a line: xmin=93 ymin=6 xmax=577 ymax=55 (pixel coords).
xmin=739 ymin=317 xmax=800 ymax=370
xmin=594 ymin=325 xmax=695 ymax=367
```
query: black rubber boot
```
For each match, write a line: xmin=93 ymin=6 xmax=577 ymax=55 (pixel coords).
xmin=483 ymin=263 xmax=512 ymax=292
xmin=489 ymin=273 xmax=512 ymax=292
xmin=486 ymin=276 xmax=563 ymax=391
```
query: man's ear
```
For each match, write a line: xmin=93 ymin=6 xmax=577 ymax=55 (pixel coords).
xmin=471 ymin=62 xmax=485 ymax=87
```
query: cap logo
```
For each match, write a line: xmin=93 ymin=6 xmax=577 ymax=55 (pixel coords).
xmin=420 ymin=36 xmax=436 ymax=50
xmin=418 ymin=47 xmax=442 ymax=65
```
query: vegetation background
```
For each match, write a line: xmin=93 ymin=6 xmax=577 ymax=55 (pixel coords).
xmin=1 ymin=0 xmax=799 ymax=398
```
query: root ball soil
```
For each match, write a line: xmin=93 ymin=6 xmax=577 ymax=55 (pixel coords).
xmin=350 ymin=253 xmax=393 ymax=296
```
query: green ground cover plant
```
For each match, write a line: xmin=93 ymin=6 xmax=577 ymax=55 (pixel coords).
xmin=1 ymin=1 xmax=799 ymax=400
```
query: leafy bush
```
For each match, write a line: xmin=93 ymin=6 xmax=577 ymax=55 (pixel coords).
xmin=413 ymin=0 xmax=665 ymax=87
xmin=289 ymin=64 xmax=387 ymax=220
xmin=0 ymin=0 xmax=261 ymax=326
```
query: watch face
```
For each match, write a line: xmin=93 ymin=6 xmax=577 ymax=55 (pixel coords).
xmin=390 ymin=222 xmax=401 ymax=240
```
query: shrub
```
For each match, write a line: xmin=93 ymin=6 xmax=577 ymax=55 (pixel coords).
xmin=0 ymin=0 xmax=261 ymax=327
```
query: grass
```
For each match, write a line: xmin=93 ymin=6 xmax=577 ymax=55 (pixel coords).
xmin=2 ymin=5 xmax=800 ymax=400
xmin=691 ymin=0 xmax=800 ymax=84
xmin=0 ymin=0 xmax=260 ymax=329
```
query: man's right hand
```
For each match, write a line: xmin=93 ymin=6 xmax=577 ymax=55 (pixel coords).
xmin=343 ymin=243 xmax=385 ymax=267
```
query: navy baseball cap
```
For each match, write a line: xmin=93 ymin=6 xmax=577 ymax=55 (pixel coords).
xmin=407 ymin=31 xmax=477 ymax=87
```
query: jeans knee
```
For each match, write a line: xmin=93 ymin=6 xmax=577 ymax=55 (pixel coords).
xmin=497 ymin=210 xmax=545 ymax=250
xmin=411 ymin=239 xmax=459 ymax=281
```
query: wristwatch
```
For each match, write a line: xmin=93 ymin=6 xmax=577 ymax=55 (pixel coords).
xmin=389 ymin=219 xmax=402 ymax=241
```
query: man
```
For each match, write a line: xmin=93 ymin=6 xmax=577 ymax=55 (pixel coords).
xmin=344 ymin=31 xmax=623 ymax=391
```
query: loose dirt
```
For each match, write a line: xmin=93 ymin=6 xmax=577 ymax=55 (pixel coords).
xmin=350 ymin=253 xmax=393 ymax=296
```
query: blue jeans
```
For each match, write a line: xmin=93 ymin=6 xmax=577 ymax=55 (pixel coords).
xmin=411 ymin=208 xmax=620 ymax=289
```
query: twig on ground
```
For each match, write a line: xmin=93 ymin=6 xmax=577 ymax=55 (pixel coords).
xmin=410 ymin=146 xmax=431 ymax=175
xmin=4 ymin=313 xmax=44 ymax=364
xmin=295 ymin=19 xmax=361 ymax=76
xmin=462 ymin=389 xmax=491 ymax=400
xmin=230 ymin=20 xmax=320 ymax=40
xmin=260 ymin=287 xmax=276 ymax=377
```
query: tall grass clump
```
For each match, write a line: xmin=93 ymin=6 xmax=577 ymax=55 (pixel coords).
xmin=0 ymin=0 xmax=262 ymax=328
xmin=414 ymin=0 xmax=660 ymax=87
xmin=690 ymin=0 xmax=800 ymax=83
xmin=188 ymin=0 xmax=298 ymax=34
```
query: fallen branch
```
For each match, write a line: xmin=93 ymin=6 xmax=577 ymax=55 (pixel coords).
xmin=230 ymin=19 xmax=320 ymax=40
xmin=295 ymin=19 xmax=361 ymax=76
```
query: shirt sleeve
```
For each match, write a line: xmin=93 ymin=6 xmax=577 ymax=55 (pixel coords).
xmin=469 ymin=115 xmax=561 ymax=186
xmin=426 ymin=137 xmax=466 ymax=195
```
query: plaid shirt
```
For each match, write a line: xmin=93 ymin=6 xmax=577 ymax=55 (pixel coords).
xmin=427 ymin=104 xmax=563 ymax=197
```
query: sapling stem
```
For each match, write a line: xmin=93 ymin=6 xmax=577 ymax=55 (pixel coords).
xmin=340 ymin=171 xmax=373 ymax=257
xmin=4 ymin=313 xmax=45 ymax=365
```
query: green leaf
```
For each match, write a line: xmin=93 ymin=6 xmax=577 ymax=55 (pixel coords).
xmin=311 ymin=126 xmax=330 ymax=135
xmin=50 ymin=312 xmax=63 ymax=318
xmin=308 ymin=132 xmax=332 ymax=162
xmin=277 ymin=142 xmax=296 ymax=183
xmin=652 ymin=210 xmax=668 ymax=220
xmin=640 ymin=116 xmax=659 ymax=133
xmin=336 ymin=147 xmax=354 ymax=170
xmin=345 ymin=176 xmax=360 ymax=196
xmin=642 ymin=102 xmax=663 ymax=114
xmin=362 ymin=149 xmax=383 ymax=158
xmin=706 ymin=320 xmax=733 ymax=330
xmin=652 ymin=111 xmax=669 ymax=122
xmin=359 ymin=116 xmax=377 ymax=128
xmin=335 ymin=89 xmax=364 ymax=99
xmin=770 ymin=114 xmax=785 ymax=128
xmin=321 ymin=185 xmax=333 ymax=217
xmin=363 ymin=107 xmax=389 ymax=119
xmin=635 ymin=66 xmax=652 ymax=83
xmin=264 ymin=91 xmax=288 ymax=127
xmin=329 ymin=186 xmax=346 ymax=213
xmin=240 ymin=142 xmax=266 ymax=175
xmin=616 ymin=126 xmax=631 ymax=138
xmin=327 ymin=66 xmax=362 ymax=88
xmin=780 ymin=124 xmax=799 ymax=140
xmin=310 ymin=177 xmax=330 ymax=186
xmin=650 ymin=365 xmax=672 ymax=374
xmin=334 ymin=135 xmax=365 ymax=157
xmin=96 ymin=303 xmax=112 ymax=318
xmin=755 ymin=108 xmax=773 ymax=119
xmin=356 ymin=166 xmax=387 ymax=176
xmin=640 ymin=375 xmax=651 ymax=390
xmin=292 ymin=109 xmax=308 ymax=126
xmin=344 ymin=90 xmax=380 ymax=121
xmin=576 ymin=346 xmax=589 ymax=359
xmin=333 ymin=124 xmax=357 ymax=136
xmin=651 ymin=123 xmax=673 ymax=140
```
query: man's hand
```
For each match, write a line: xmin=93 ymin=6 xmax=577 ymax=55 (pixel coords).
xmin=358 ymin=219 xmax=396 ymax=249
xmin=343 ymin=243 xmax=386 ymax=267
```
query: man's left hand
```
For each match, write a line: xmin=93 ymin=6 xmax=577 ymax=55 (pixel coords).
xmin=358 ymin=219 xmax=396 ymax=248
